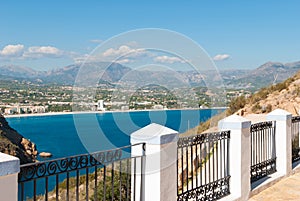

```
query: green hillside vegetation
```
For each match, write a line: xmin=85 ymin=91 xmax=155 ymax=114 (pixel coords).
xmin=182 ymin=70 xmax=300 ymax=136
xmin=227 ymin=76 xmax=296 ymax=115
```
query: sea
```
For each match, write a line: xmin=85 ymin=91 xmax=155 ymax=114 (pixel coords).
xmin=7 ymin=109 xmax=225 ymax=160
xmin=10 ymin=109 xmax=225 ymax=199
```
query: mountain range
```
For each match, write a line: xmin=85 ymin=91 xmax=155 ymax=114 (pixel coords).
xmin=1 ymin=61 xmax=300 ymax=90
xmin=225 ymin=61 xmax=300 ymax=89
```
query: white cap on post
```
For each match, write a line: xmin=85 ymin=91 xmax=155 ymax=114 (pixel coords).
xmin=0 ymin=152 xmax=20 ymax=201
xmin=130 ymin=123 xmax=179 ymax=201
xmin=267 ymin=109 xmax=292 ymax=176
xmin=218 ymin=114 xmax=251 ymax=201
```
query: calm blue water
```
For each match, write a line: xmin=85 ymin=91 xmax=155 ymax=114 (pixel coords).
xmin=7 ymin=109 xmax=224 ymax=160
xmin=11 ymin=109 xmax=225 ymax=199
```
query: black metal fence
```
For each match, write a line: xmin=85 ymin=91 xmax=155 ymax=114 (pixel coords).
xmin=177 ymin=131 xmax=230 ymax=201
xmin=292 ymin=116 xmax=300 ymax=162
xmin=250 ymin=121 xmax=276 ymax=182
xmin=18 ymin=143 xmax=145 ymax=201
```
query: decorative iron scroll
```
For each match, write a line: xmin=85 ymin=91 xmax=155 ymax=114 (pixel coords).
xmin=251 ymin=158 xmax=276 ymax=182
xmin=250 ymin=121 xmax=274 ymax=132
xmin=177 ymin=130 xmax=230 ymax=148
xmin=177 ymin=176 xmax=230 ymax=201
xmin=19 ymin=144 xmax=138 ymax=182
xmin=292 ymin=116 xmax=300 ymax=123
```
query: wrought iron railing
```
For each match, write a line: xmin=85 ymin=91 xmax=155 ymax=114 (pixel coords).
xmin=18 ymin=143 xmax=145 ymax=201
xmin=250 ymin=121 xmax=276 ymax=182
xmin=177 ymin=131 xmax=230 ymax=201
xmin=292 ymin=116 xmax=300 ymax=162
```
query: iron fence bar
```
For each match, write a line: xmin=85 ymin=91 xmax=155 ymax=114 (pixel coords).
xmin=85 ymin=167 xmax=89 ymax=201
xmin=45 ymin=176 xmax=48 ymax=201
xmin=133 ymin=157 xmax=136 ymax=201
xmin=55 ymin=174 xmax=59 ymax=201
xmin=195 ymin=142 xmax=198 ymax=189
xmin=119 ymin=161 xmax=122 ymax=201
xmin=223 ymin=133 xmax=228 ymax=181
xmin=140 ymin=143 xmax=146 ymax=201
xmin=66 ymin=171 xmax=69 ymax=201
xmin=33 ymin=179 xmax=36 ymax=201
xmin=18 ymin=143 xmax=145 ymax=201
xmin=176 ymin=144 xmax=179 ymax=197
xmin=190 ymin=143 xmax=193 ymax=191
xmin=94 ymin=165 xmax=98 ymax=201
xmin=76 ymin=169 xmax=79 ymax=201
xmin=292 ymin=116 xmax=300 ymax=162
xmin=216 ymin=139 xmax=218 ymax=182
xmin=181 ymin=145 xmax=184 ymax=195
xmin=250 ymin=121 xmax=276 ymax=182
xmin=209 ymin=140 xmax=211 ymax=184
xmin=177 ymin=131 xmax=230 ymax=201
xmin=200 ymin=141 xmax=203 ymax=187
xmin=186 ymin=146 xmax=189 ymax=193
xmin=226 ymin=133 xmax=230 ymax=190
xmin=111 ymin=162 xmax=114 ymax=201
xmin=126 ymin=159 xmax=130 ymax=201
xmin=19 ymin=143 xmax=145 ymax=182
xmin=103 ymin=165 xmax=106 ymax=201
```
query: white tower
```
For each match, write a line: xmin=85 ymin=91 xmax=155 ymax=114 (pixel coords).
xmin=97 ymin=100 xmax=105 ymax=111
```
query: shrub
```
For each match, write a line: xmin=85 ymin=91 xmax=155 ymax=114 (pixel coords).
xmin=252 ymin=103 xmax=262 ymax=113
xmin=265 ymin=104 xmax=272 ymax=113
xmin=227 ymin=96 xmax=246 ymax=115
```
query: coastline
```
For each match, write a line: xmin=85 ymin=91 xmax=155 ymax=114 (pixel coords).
xmin=4 ymin=107 xmax=228 ymax=118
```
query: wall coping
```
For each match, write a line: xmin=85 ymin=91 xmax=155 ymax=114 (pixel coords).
xmin=267 ymin=109 xmax=292 ymax=121
xmin=218 ymin=114 xmax=251 ymax=130
xmin=131 ymin=123 xmax=178 ymax=145
xmin=0 ymin=152 xmax=20 ymax=176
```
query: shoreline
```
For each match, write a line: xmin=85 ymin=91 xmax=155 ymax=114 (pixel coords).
xmin=4 ymin=107 xmax=228 ymax=118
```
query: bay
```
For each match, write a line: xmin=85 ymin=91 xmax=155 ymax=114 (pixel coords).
xmin=7 ymin=109 xmax=225 ymax=160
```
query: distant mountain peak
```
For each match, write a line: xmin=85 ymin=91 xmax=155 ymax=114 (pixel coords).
xmin=258 ymin=62 xmax=284 ymax=70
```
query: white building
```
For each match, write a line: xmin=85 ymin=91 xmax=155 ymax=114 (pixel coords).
xmin=97 ymin=100 xmax=105 ymax=111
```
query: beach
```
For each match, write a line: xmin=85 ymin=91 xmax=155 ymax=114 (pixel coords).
xmin=4 ymin=107 xmax=228 ymax=118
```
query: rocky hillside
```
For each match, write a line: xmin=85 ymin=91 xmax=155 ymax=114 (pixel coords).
xmin=225 ymin=61 xmax=300 ymax=90
xmin=0 ymin=114 xmax=37 ymax=164
xmin=231 ymin=70 xmax=300 ymax=116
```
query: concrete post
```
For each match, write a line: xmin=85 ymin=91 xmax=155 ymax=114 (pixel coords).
xmin=218 ymin=114 xmax=251 ymax=201
xmin=0 ymin=152 xmax=20 ymax=201
xmin=130 ymin=123 xmax=178 ymax=201
xmin=267 ymin=109 xmax=292 ymax=176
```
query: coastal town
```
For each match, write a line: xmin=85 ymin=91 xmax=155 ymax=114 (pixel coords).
xmin=0 ymin=80 xmax=250 ymax=115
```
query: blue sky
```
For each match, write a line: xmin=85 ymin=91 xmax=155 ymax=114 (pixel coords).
xmin=0 ymin=1 xmax=300 ymax=70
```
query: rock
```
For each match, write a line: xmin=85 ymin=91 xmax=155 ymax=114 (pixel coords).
xmin=26 ymin=150 xmax=32 ymax=155
xmin=39 ymin=152 xmax=52 ymax=158
xmin=0 ymin=114 xmax=38 ymax=164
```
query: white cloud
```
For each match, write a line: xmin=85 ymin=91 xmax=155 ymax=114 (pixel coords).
xmin=0 ymin=44 xmax=24 ymax=57
xmin=153 ymin=55 xmax=185 ymax=64
xmin=24 ymin=46 xmax=63 ymax=58
xmin=102 ymin=45 xmax=146 ymax=58
xmin=28 ymin=46 xmax=61 ymax=55
xmin=213 ymin=54 xmax=230 ymax=61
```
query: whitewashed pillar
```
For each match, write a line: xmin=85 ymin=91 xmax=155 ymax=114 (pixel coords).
xmin=0 ymin=153 xmax=20 ymax=201
xmin=130 ymin=123 xmax=178 ymax=201
xmin=218 ymin=114 xmax=251 ymax=201
xmin=267 ymin=109 xmax=292 ymax=176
